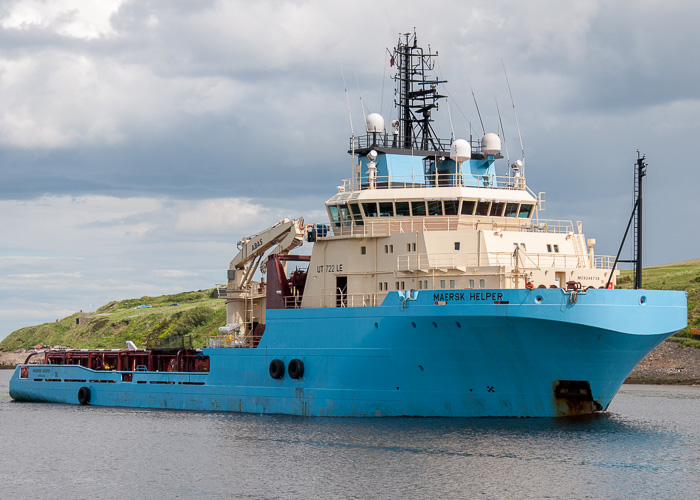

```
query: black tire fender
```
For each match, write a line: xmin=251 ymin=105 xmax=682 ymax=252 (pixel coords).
xmin=288 ymin=359 xmax=304 ymax=379
xmin=269 ymin=359 xmax=285 ymax=379
xmin=78 ymin=386 xmax=91 ymax=405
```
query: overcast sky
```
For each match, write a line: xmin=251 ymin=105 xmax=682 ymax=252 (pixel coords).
xmin=1 ymin=0 xmax=698 ymax=340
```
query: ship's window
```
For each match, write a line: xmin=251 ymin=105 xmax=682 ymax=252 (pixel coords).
xmin=339 ymin=204 xmax=352 ymax=227
xmin=412 ymin=243 xmax=416 ymax=251
xmin=427 ymin=200 xmax=443 ymax=216
xmin=379 ymin=202 xmax=394 ymax=217
xmin=419 ymin=281 xmax=423 ymax=289
xmin=513 ymin=243 xmax=519 ymax=250
xmin=407 ymin=243 xmax=411 ymax=252
xmin=520 ymin=243 xmax=526 ymax=250
xmin=384 ymin=245 xmax=388 ymax=253
xmin=469 ymin=279 xmax=475 ymax=288
xmin=454 ymin=242 xmax=460 ymax=251
xmin=444 ymin=200 xmax=459 ymax=215
xmin=461 ymin=200 xmax=475 ymax=215
xmin=553 ymin=244 xmax=559 ymax=253
xmin=362 ymin=202 xmax=378 ymax=218
xmin=423 ymin=280 xmax=428 ymax=289
xmin=328 ymin=205 xmax=341 ymax=228
xmin=384 ymin=282 xmax=388 ymax=290
xmin=401 ymin=281 xmax=405 ymax=290
xmin=395 ymin=201 xmax=410 ymax=216
xmin=518 ymin=204 xmax=533 ymax=218
xmin=547 ymin=244 xmax=552 ymax=253
xmin=349 ymin=203 xmax=364 ymax=226
xmin=440 ymin=279 xmax=446 ymax=288
xmin=480 ymin=279 xmax=486 ymax=288
xmin=411 ymin=201 xmax=426 ymax=216
xmin=361 ymin=246 xmax=366 ymax=255
xmin=475 ymin=201 xmax=490 ymax=216
xmin=379 ymin=282 xmax=383 ymax=291
xmin=395 ymin=282 xmax=400 ymax=290
xmin=489 ymin=202 xmax=505 ymax=217
xmin=390 ymin=244 xmax=393 ymax=253
xmin=504 ymin=203 xmax=519 ymax=217
xmin=450 ymin=280 xmax=456 ymax=288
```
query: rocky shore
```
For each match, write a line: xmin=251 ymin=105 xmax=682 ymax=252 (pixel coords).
xmin=2 ymin=341 xmax=699 ymax=384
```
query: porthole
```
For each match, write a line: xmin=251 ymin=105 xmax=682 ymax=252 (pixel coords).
xmin=535 ymin=295 xmax=543 ymax=303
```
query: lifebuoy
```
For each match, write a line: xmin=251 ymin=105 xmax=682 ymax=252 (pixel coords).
xmin=269 ymin=359 xmax=285 ymax=379
xmin=78 ymin=386 xmax=91 ymax=405
xmin=288 ymin=359 xmax=304 ymax=379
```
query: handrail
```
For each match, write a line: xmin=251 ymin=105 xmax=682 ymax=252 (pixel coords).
xmin=341 ymin=173 xmax=528 ymax=192
xmin=396 ymin=251 xmax=616 ymax=271
xmin=327 ymin=217 xmax=583 ymax=238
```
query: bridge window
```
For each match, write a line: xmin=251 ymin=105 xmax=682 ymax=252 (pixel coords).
xmin=518 ymin=204 xmax=533 ymax=218
xmin=547 ymin=244 xmax=552 ymax=253
xmin=444 ymin=200 xmax=459 ymax=215
xmin=379 ymin=202 xmax=394 ymax=217
xmin=339 ymin=204 xmax=352 ymax=227
xmin=349 ymin=203 xmax=364 ymax=226
xmin=328 ymin=205 xmax=341 ymax=228
xmin=553 ymin=244 xmax=559 ymax=253
xmin=427 ymin=200 xmax=443 ymax=216
xmin=461 ymin=200 xmax=475 ymax=215
xmin=475 ymin=201 xmax=490 ymax=216
xmin=504 ymin=203 xmax=519 ymax=217
xmin=411 ymin=201 xmax=426 ymax=216
xmin=395 ymin=201 xmax=410 ymax=216
xmin=362 ymin=202 xmax=378 ymax=218
xmin=490 ymin=202 xmax=505 ymax=217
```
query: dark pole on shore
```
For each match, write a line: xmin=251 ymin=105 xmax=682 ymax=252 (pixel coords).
xmin=635 ymin=152 xmax=646 ymax=290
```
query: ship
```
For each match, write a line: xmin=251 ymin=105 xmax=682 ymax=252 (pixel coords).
xmin=9 ymin=32 xmax=687 ymax=417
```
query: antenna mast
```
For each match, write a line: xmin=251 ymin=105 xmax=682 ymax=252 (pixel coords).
xmin=392 ymin=30 xmax=446 ymax=151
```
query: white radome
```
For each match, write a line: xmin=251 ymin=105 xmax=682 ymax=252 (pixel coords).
xmin=481 ymin=133 xmax=502 ymax=155
xmin=366 ymin=113 xmax=385 ymax=133
xmin=450 ymin=139 xmax=472 ymax=162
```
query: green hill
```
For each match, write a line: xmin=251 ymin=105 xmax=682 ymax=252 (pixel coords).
xmin=0 ymin=289 xmax=226 ymax=352
xmin=617 ymin=259 xmax=699 ymax=346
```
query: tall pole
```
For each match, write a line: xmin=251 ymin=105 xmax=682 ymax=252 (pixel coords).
xmin=635 ymin=152 xmax=647 ymax=290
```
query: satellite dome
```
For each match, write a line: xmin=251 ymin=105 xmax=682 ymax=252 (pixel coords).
xmin=366 ymin=113 xmax=385 ymax=133
xmin=481 ymin=133 xmax=502 ymax=155
xmin=450 ymin=139 xmax=471 ymax=162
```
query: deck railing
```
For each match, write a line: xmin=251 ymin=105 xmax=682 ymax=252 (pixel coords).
xmin=341 ymin=173 xmax=528 ymax=192
xmin=329 ymin=217 xmax=582 ymax=238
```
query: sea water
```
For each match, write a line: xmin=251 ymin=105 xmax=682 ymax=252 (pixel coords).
xmin=0 ymin=370 xmax=698 ymax=499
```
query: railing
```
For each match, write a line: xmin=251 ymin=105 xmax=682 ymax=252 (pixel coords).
xmin=397 ymin=251 xmax=616 ymax=271
xmin=351 ymin=132 xmax=455 ymax=152
xmin=284 ymin=293 xmax=380 ymax=309
xmin=342 ymin=173 xmax=528 ymax=192
xmin=329 ymin=217 xmax=582 ymax=238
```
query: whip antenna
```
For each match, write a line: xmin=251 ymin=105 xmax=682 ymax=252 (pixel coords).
xmin=340 ymin=61 xmax=354 ymax=136
xmin=493 ymin=91 xmax=510 ymax=167
xmin=502 ymin=60 xmax=524 ymax=171
xmin=467 ymin=74 xmax=485 ymax=136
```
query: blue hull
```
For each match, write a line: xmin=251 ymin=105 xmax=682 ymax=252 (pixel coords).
xmin=9 ymin=288 xmax=687 ymax=417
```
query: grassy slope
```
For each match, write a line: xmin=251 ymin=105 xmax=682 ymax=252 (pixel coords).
xmin=0 ymin=289 xmax=226 ymax=351
xmin=616 ymin=259 xmax=700 ymax=346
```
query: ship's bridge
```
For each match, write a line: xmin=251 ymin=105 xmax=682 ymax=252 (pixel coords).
xmin=325 ymin=184 xmax=538 ymax=237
